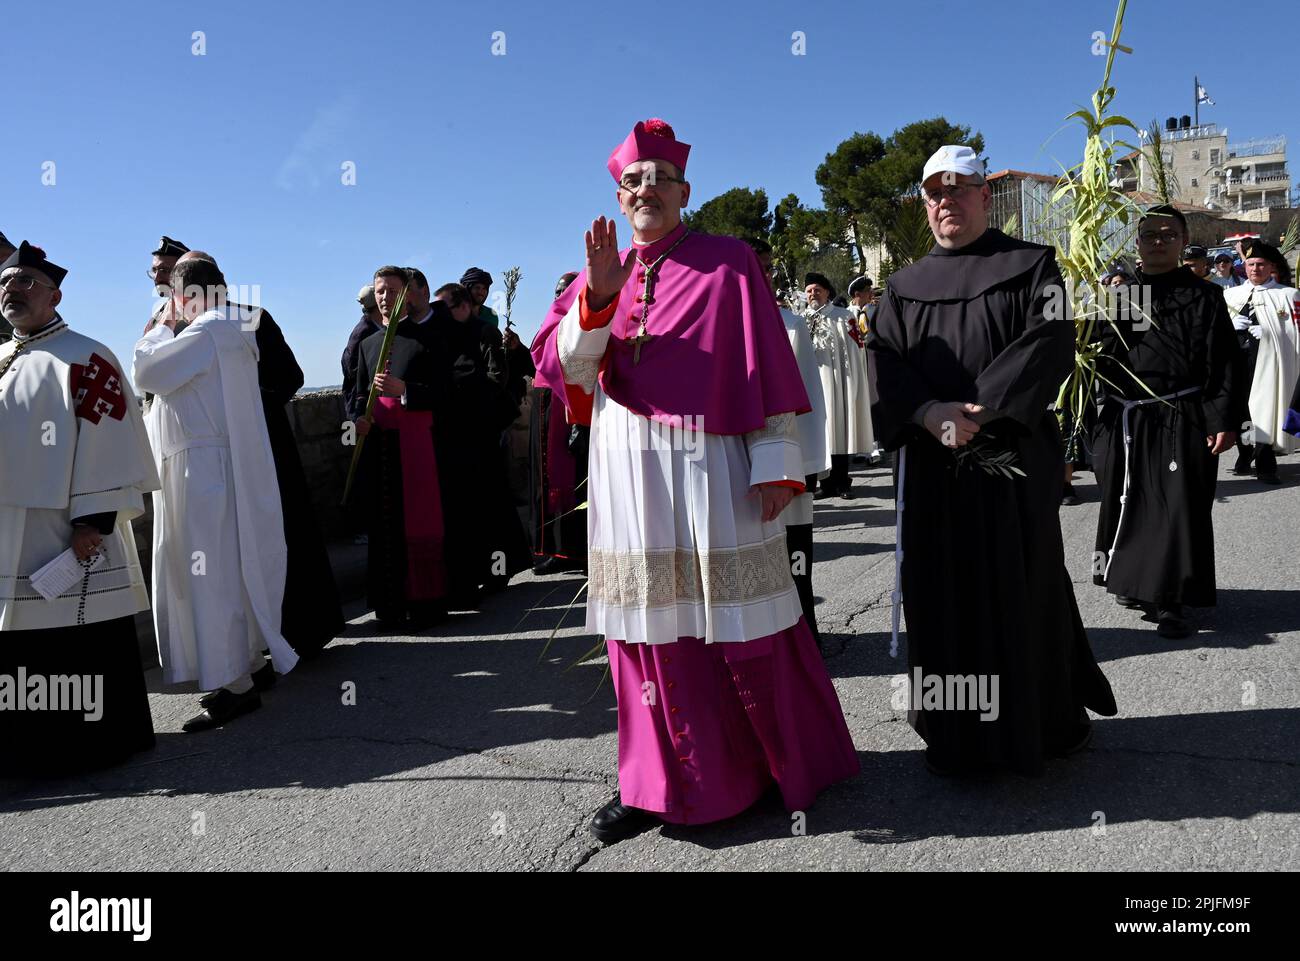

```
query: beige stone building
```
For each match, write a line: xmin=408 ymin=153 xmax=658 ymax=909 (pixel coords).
xmin=1112 ymin=119 xmax=1291 ymax=223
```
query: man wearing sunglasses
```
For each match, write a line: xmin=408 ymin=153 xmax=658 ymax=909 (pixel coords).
xmin=1092 ymin=204 xmax=1243 ymax=640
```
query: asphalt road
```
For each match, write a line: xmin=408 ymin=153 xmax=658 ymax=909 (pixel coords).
xmin=2 ymin=456 xmax=1296 ymax=871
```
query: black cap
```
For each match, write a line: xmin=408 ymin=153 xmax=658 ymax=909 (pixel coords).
xmin=1241 ymin=240 xmax=1285 ymax=269
xmin=847 ymin=276 xmax=873 ymax=296
xmin=1183 ymin=245 xmax=1207 ymax=259
xmin=459 ymin=267 xmax=492 ymax=287
xmin=0 ymin=230 xmax=13 ymax=252
xmin=804 ymin=272 xmax=835 ymax=297
xmin=1 ymin=241 xmax=68 ymax=288
xmin=151 ymin=235 xmax=190 ymax=257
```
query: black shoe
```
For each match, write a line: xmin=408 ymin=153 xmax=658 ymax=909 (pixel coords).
xmin=924 ymin=748 xmax=958 ymax=777
xmin=839 ymin=486 xmax=855 ymax=500
xmin=1115 ymin=595 xmax=1145 ymax=609
xmin=1231 ymin=452 xmax=1254 ymax=475
xmin=251 ymin=661 xmax=277 ymax=692
xmin=406 ymin=604 xmax=449 ymax=630
xmin=589 ymin=796 xmax=655 ymax=844
xmin=1258 ymin=472 xmax=1282 ymax=486
xmin=532 ymin=556 xmax=571 ymax=576
xmin=183 ymin=688 xmax=262 ymax=733
xmin=1061 ymin=483 xmax=1080 ymax=506
xmin=1055 ymin=718 xmax=1094 ymax=757
xmin=813 ymin=486 xmax=837 ymax=500
xmin=922 ymin=747 xmax=990 ymax=778
xmin=200 ymin=664 xmax=275 ymax=708
xmin=1156 ymin=605 xmax=1191 ymax=639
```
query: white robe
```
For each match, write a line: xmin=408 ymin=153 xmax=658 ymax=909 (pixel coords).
xmin=781 ymin=307 xmax=829 ymax=528
xmin=0 ymin=320 xmax=159 ymax=631
xmin=133 ymin=307 xmax=297 ymax=689
xmin=556 ymin=300 xmax=804 ymax=645
xmin=806 ymin=303 xmax=875 ymax=456
xmin=1224 ymin=281 xmax=1300 ymax=453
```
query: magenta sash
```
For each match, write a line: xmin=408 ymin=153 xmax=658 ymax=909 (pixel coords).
xmin=372 ymin=396 xmax=446 ymax=600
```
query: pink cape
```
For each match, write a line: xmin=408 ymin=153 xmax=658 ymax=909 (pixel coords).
xmin=530 ymin=224 xmax=809 ymax=434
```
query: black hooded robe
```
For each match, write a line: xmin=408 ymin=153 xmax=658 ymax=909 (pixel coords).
xmin=868 ymin=229 xmax=1117 ymax=775
xmin=1090 ymin=268 xmax=1241 ymax=608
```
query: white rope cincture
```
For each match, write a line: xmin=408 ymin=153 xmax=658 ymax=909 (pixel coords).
xmin=1103 ymin=386 xmax=1201 ymax=580
xmin=890 ymin=446 xmax=906 ymax=658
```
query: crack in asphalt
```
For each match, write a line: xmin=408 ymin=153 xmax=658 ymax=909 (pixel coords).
xmin=1091 ymin=745 xmax=1298 ymax=768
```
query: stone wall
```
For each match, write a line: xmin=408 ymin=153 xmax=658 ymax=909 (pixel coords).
xmin=286 ymin=389 xmax=353 ymax=541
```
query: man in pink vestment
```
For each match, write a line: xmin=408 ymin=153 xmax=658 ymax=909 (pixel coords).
xmin=532 ymin=119 xmax=858 ymax=843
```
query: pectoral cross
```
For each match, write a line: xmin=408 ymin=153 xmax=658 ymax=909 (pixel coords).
xmin=630 ymin=268 xmax=657 ymax=365
xmin=629 ymin=229 xmax=690 ymax=365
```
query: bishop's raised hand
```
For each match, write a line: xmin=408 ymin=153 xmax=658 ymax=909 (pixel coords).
xmin=585 ymin=216 xmax=635 ymax=312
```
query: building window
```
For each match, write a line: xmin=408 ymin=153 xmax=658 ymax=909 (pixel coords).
xmin=1191 ymin=177 xmax=1198 ymax=187
xmin=1192 ymin=150 xmax=1200 ymax=161
xmin=1210 ymin=149 xmax=1221 ymax=165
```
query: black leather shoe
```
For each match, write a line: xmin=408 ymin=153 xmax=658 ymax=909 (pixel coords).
xmin=183 ymin=688 xmax=262 ymax=733
xmin=1061 ymin=483 xmax=1080 ymax=506
xmin=533 ymin=555 xmax=581 ymax=576
xmin=251 ymin=662 xmax=276 ymax=692
xmin=1156 ymin=606 xmax=1191 ymax=639
xmin=1115 ymin=595 xmax=1145 ymax=609
xmin=200 ymin=664 xmax=275 ymax=708
xmin=589 ymin=796 xmax=655 ymax=844
xmin=1257 ymin=472 xmax=1282 ymax=486
xmin=813 ymin=486 xmax=837 ymax=500
xmin=1231 ymin=453 xmax=1254 ymax=475
xmin=1055 ymin=718 xmax=1094 ymax=757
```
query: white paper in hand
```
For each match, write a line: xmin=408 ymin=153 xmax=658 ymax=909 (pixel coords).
xmin=29 ymin=548 xmax=106 ymax=602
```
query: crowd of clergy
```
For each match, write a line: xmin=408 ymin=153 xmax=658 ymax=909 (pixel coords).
xmin=2 ymin=122 xmax=1298 ymax=845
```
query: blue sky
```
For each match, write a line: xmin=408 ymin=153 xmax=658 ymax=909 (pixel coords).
xmin=5 ymin=0 xmax=1297 ymax=388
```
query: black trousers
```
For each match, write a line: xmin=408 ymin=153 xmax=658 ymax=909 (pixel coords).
xmin=786 ymin=522 xmax=818 ymax=642
xmin=826 ymin=454 xmax=852 ymax=493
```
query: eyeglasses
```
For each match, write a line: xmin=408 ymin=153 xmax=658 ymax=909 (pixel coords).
xmin=618 ymin=170 xmax=686 ymax=193
xmin=147 ymin=266 xmax=173 ymax=281
xmin=0 ymin=272 xmax=55 ymax=292
xmin=921 ymin=182 xmax=982 ymax=207
xmin=1137 ymin=232 xmax=1181 ymax=245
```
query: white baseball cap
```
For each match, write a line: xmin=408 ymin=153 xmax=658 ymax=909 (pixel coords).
xmin=922 ymin=145 xmax=985 ymax=185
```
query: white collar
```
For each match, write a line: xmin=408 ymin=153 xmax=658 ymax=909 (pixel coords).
xmin=414 ymin=308 xmax=434 ymax=325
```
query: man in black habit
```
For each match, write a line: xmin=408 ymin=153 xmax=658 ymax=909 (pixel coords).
xmin=427 ymin=282 xmax=531 ymax=599
xmin=867 ymin=145 xmax=1116 ymax=777
xmin=1092 ymin=205 xmax=1242 ymax=639
xmin=171 ymin=249 xmax=344 ymax=657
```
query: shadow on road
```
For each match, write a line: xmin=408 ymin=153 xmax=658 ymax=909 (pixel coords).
xmin=662 ymin=706 xmax=1300 ymax=851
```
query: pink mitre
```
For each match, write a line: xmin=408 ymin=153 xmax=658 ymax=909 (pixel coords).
xmin=606 ymin=118 xmax=691 ymax=182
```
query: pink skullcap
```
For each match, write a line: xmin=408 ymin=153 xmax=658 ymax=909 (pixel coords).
xmin=606 ymin=119 xmax=691 ymax=182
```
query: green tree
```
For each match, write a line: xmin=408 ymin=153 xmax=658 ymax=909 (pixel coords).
xmin=816 ymin=117 xmax=986 ymax=273
xmin=814 ymin=131 xmax=888 ymax=267
xmin=683 ymin=187 xmax=772 ymax=243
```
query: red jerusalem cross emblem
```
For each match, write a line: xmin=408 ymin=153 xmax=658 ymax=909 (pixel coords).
xmin=70 ymin=353 xmax=127 ymax=424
